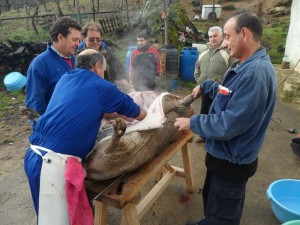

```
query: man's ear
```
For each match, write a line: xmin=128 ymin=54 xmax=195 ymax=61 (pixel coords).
xmin=57 ymin=33 xmax=64 ymax=42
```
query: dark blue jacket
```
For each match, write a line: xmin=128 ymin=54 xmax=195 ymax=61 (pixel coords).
xmin=25 ymin=43 xmax=75 ymax=115
xmin=191 ymin=49 xmax=277 ymax=164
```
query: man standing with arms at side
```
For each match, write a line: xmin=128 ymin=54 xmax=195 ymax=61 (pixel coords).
xmin=193 ymin=26 xmax=231 ymax=143
xmin=130 ymin=32 xmax=161 ymax=91
xmin=24 ymin=49 xmax=147 ymax=225
xmin=174 ymin=11 xmax=277 ymax=225
xmin=26 ymin=17 xmax=81 ymax=116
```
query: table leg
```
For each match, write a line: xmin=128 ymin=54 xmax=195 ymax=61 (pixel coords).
xmin=181 ymin=143 xmax=194 ymax=193
xmin=122 ymin=202 xmax=140 ymax=225
xmin=94 ymin=201 xmax=108 ymax=225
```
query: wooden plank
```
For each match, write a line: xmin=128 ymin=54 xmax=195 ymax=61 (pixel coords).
xmin=94 ymin=201 xmax=108 ymax=225
xmin=182 ymin=143 xmax=194 ymax=192
xmin=136 ymin=170 xmax=176 ymax=219
xmin=122 ymin=202 xmax=140 ymax=225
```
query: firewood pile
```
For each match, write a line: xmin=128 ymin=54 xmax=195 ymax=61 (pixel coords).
xmin=0 ymin=41 xmax=47 ymax=77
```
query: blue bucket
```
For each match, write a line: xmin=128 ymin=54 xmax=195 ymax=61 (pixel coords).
xmin=4 ymin=72 xmax=27 ymax=91
xmin=282 ymin=220 xmax=300 ymax=225
xmin=267 ymin=179 xmax=300 ymax=223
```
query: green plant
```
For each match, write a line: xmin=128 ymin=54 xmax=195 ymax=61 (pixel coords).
xmin=262 ymin=16 xmax=290 ymax=64
xmin=0 ymin=90 xmax=25 ymax=118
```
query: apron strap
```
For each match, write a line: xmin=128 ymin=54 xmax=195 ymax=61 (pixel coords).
xmin=30 ymin=145 xmax=82 ymax=162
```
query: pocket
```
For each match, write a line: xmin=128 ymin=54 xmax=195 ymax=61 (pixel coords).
xmin=212 ymin=187 xmax=245 ymax=221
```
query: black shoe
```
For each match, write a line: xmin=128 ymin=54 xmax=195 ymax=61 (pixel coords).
xmin=186 ymin=220 xmax=202 ymax=225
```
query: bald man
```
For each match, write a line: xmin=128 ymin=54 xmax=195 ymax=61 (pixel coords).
xmin=24 ymin=49 xmax=147 ymax=224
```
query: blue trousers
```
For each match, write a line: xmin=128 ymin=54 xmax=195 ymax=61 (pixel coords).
xmin=199 ymin=170 xmax=248 ymax=225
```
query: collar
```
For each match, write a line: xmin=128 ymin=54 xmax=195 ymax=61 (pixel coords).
xmin=51 ymin=44 xmax=71 ymax=59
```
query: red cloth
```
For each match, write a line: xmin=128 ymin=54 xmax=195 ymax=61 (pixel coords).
xmin=65 ymin=157 xmax=93 ymax=225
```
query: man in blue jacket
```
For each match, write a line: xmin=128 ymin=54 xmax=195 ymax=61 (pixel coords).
xmin=24 ymin=49 xmax=147 ymax=224
xmin=174 ymin=11 xmax=277 ymax=225
xmin=25 ymin=17 xmax=82 ymax=116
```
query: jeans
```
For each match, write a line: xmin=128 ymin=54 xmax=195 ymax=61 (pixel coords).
xmin=199 ymin=170 xmax=248 ymax=225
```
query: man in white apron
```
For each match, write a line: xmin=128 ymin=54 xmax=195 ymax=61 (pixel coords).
xmin=24 ymin=49 xmax=147 ymax=225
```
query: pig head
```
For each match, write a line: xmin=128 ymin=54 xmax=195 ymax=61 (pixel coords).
xmin=83 ymin=92 xmax=195 ymax=181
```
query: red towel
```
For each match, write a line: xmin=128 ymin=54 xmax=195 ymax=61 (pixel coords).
xmin=65 ymin=157 xmax=93 ymax=225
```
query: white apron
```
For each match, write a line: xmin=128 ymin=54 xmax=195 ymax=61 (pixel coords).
xmin=31 ymin=145 xmax=81 ymax=225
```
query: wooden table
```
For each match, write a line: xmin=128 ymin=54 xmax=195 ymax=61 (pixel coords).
xmin=85 ymin=131 xmax=195 ymax=225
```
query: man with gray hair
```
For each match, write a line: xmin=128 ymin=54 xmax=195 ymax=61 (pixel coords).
xmin=24 ymin=49 xmax=147 ymax=224
xmin=193 ymin=26 xmax=232 ymax=143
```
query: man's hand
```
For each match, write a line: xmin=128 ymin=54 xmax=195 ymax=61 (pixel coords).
xmin=135 ymin=108 xmax=147 ymax=121
xmin=174 ymin=117 xmax=191 ymax=131
xmin=192 ymin=85 xmax=202 ymax=99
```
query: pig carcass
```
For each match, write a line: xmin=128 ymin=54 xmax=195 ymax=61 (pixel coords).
xmin=83 ymin=92 xmax=195 ymax=181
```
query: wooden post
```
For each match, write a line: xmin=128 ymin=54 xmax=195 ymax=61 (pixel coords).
xmin=163 ymin=0 xmax=168 ymax=45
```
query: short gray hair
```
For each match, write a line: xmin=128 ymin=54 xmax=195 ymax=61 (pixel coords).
xmin=208 ymin=26 xmax=223 ymax=36
xmin=76 ymin=51 xmax=105 ymax=70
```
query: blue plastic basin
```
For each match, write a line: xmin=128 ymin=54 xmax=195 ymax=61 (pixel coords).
xmin=3 ymin=72 xmax=27 ymax=91
xmin=282 ymin=220 xmax=300 ymax=225
xmin=267 ymin=179 xmax=300 ymax=223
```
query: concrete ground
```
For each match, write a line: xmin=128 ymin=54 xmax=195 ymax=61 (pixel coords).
xmin=0 ymin=96 xmax=300 ymax=225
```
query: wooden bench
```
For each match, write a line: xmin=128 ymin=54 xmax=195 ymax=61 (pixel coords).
xmin=85 ymin=131 xmax=194 ymax=225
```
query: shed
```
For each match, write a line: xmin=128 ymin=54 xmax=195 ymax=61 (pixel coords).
xmin=201 ymin=5 xmax=222 ymax=20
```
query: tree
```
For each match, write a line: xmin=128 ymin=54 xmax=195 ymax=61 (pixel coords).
xmin=54 ymin=0 xmax=63 ymax=17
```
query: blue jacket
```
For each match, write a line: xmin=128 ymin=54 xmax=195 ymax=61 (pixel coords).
xmin=29 ymin=68 xmax=140 ymax=159
xmin=24 ymin=68 xmax=140 ymax=213
xmin=25 ymin=43 xmax=75 ymax=115
xmin=190 ymin=48 xmax=277 ymax=164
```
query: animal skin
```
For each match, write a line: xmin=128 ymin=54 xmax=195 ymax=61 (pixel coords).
xmin=83 ymin=93 xmax=195 ymax=181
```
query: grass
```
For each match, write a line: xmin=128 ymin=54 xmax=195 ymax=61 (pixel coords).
xmin=262 ymin=16 xmax=290 ymax=64
xmin=0 ymin=90 xmax=25 ymax=118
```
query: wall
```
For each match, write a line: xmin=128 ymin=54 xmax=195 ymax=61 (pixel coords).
xmin=284 ymin=0 xmax=300 ymax=71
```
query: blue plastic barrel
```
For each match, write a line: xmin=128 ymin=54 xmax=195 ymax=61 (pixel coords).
xmin=179 ymin=47 xmax=199 ymax=82
xmin=125 ymin=45 xmax=137 ymax=75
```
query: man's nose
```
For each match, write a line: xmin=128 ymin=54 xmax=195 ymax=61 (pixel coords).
xmin=221 ymin=40 xmax=228 ymax=48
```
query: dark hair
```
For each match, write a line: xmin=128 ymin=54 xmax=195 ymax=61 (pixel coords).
xmin=227 ymin=10 xmax=262 ymax=41
xmin=81 ymin=21 xmax=102 ymax=37
xmin=49 ymin=16 xmax=82 ymax=42
xmin=137 ymin=31 xmax=149 ymax=40
xmin=76 ymin=51 xmax=105 ymax=70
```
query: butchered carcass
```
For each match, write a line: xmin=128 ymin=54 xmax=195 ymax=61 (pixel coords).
xmin=83 ymin=92 xmax=195 ymax=181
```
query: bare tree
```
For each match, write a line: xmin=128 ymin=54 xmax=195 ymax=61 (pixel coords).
xmin=31 ymin=4 xmax=39 ymax=35
xmin=90 ymin=0 xmax=96 ymax=21
xmin=54 ymin=0 xmax=63 ymax=17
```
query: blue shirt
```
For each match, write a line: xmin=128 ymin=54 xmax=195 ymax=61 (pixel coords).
xmin=26 ymin=43 xmax=75 ymax=115
xmin=29 ymin=68 xmax=140 ymax=159
xmin=190 ymin=48 xmax=277 ymax=164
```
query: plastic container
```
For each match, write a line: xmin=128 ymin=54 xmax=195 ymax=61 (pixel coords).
xmin=125 ymin=45 xmax=137 ymax=75
xmin=266 ymin=179 xmax=300 ymax=223
xmin=291 ymin=138 xmax=300 ymax=160
xmin=159 ymin=45 xmax=179 ymax=80
xmin=282 ymin=220 xmax=300 ymax=225
xmin=179 ymin=47 xmax=199 ymax=82
xmin=3 ymin=72 xmax=27 ymax=91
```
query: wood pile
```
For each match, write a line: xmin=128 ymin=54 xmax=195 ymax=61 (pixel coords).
xmin=0 ymin=41 xmax=47 ymax=77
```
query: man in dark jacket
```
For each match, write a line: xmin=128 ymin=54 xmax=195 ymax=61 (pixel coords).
xmin=130 ymin=32 xmax=161 ymax=91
